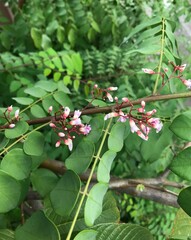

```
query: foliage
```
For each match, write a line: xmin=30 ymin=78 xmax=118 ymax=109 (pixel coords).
xmin=0 ymin=1 xmax=191 ymax=240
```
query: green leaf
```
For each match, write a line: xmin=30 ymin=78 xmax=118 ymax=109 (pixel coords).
xmin=53 ymin=91 xmax=73 ymax=109
xmin=1 ymin=148 xmax=32 ymax=180
xmin=57 ymin=25 xmax=65 ymax=43
xmin=24 ymin=131 xmax=44 ymax=156
xmin=0 ymin=133 xmax=9 ymax=150
xmin=170 ymin=111 xmax=191 ymax=141
xmin=85 ymin=115 xmax=105 ymax=143
xmin=50 ymin=170 xmax=81 ymax=217
xmin=169 ymin=208 xmax=191 ymax=239
xmin=91 ymin=20 xmax=101 ymax=33
xmin=15 ymin=211 xmax=60 ymax=240
xmin=73 ymin=79 xmax=80 ymax=92
xmin=62 ymin=54 xmax=74 ymax=72
xmin=63 ymin=75 xmax=72 ymax=85
xmin=41 ymin=34 xmax=52 ymax=50
xmin=74 ymin=230 xmax=98 ymax=240
xmin=12 ymin=97 xmax=34 ymax=105
xmin=31 ymin=169 xmax=59 ymax=197
xmin=97 ymin=150 xmax=116 ymax=183
xmin=0 ymin=170 xmax=21 ymax=213
xmin=5 ymin=121 xmax=29 ymax=139
xmin=35 ymin=80 xmax=58 ymax=92
xmin=46 ymin=48 xmax=63 ymax=69
xmin=65 ymin=140 xmax=95 ymax=174
xmin=24 ymin=87 xmax=47 ymax=98
xmin=53 ymin=72 xmax=61 ymax=81
xmin=0 ymin=229 xmax=15 ymax=240
xmin=85 ymin=182 xmax=108 ymax=226
xmin=170 ymin=147 xmax=191 ymax=181
xmin=44 ymin=68 xmax=52 ymax=76
xmin=31 ymin=105 xmax=46 ymax=118
xmin=31 ymin=28 xmax=42 ymax=49
xmin=71 ymin=53 xmax=83 ymax=74
xmin=108 ymin=122 xmax=126 ymax=152
xmin=93 ymin=223 xmax=153 ymax=240
xmin=178 ymin=187 xmax=191 ymax=217
xmin=87 ymin=99 xmax=107 ymax=107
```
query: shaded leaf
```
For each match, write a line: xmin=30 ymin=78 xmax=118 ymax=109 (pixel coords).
xmin=12 ymin=97 xmax=34 ymax=105
xmin=0 ymin=229 xmax=15 ymax=240
xmin=24 ymin=131 xmax=44 ymax=156
xmin=178 ymin=187 xmax=191 ymax=217
xmin=5 ymin=121 xmax=29 ymax=139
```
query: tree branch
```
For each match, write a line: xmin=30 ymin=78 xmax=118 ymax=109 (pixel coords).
xmin=1 ymin=91 xmax=191 ymax=129
xmin=40 ymin=159 xmax=183 ymax=208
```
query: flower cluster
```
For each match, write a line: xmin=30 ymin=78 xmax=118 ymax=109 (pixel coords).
xmin=49 ymin=107 xmax=91 ymax=151
xmin=142 ymin=63 xmax=191 ymax=89
xmin=104 ymin=100 xmax=163 ymax=141
xmin=92 ymin=84 xmax=118 ymax=102
xmin=5 ymin=105 xmax=20 ymax=128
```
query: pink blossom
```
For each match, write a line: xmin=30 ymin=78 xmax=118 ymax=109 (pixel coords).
xmin=79 ymin=124 xmax=91 ymax=135
xmin=137 ymin=130 xmax=148 ymax=141
xmin=94 ymin=84 xmax=98 ymax=89
xmin=147 ymin=118 xmax=163 ymax=133
xmin=64 ymin=138 xmax=73 ymax=151
xmin=9 ymin=123 xmax=15 ymax=128
xmin=15 ymin=109 xmax=20 ymax=120
xmin=58 ymin=132 xmax=65 ymax=137
xmin=106 ymin=92 xmax=113 ymax=102
xmin=62 ymin=107 xmax=70 ymax=119
xmin=49 ymin=123 xmax=56 ymax=128
xmin=178 ymin=64 xmax=186 ymax=72
xmin=7 ymin=105 xmax=13 ymax=112
xmin=146 ymin=109 xmax=157 ymax=116
xmin=122 ymin=97 xmax=129 ymax=103
xmin=118 ymin=110 xmax=128 ymax=122
xmin=104 ymin=112 xmax=119 ymax=120
xmin=129 ymin=119 xmax=140 ymax=133
xmin=107 ymin=86 xmax=118 ymax=91
xmin=55 ymin=141 xmax=61 ymax=147
xmin=181 ymin=79 xmax=191 ymax=89
xmin=69 ymin=118 xmax=82 ymax=125
xmin=48 ymin=106 xmax=53 ymax=113
xmin=73 ymin=110 xmax=81 ymax=119
xmin=140 ymin=123 xmax=150 ymax=135
xmin=142 ymin=68 xmax=155 ymax=74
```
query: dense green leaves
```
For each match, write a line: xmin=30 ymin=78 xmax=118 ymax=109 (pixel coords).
xmin=15 ymin=211 xmax=60 ymax=240
xmin=50 ymin=170 xmax=81 ymax=217
xmin=85 ymin=183 xmax=108 ymax=226
xmin=0 ymin=170 xmax=21 ymax=213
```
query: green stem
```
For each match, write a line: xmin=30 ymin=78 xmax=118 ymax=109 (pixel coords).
xmin=153 ymin=17 xmax=165 ymax=94
xmin=0 ymin=121 xmax=50 ymax=156
xmin=65 ymin=118 xmax=112 ymax=240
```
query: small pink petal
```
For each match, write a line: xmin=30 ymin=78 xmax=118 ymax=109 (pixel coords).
xmin=142 ymin=68 xmax=155 ymax=74
xmin=106 ymin=92 xmax=113 ymax=102
xmin=58 ymin=132 xmax=65 ymax=137
xmin=107 ymin=86 xmax=118 ymax=91
xmin=9 ymin=123 xmax=15 ymax=128
xmin=7 ymin=105 xmax=13 ymax=112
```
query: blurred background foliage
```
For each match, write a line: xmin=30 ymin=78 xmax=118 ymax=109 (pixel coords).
xmin=1 ymin=0 xmax=191 ymax=239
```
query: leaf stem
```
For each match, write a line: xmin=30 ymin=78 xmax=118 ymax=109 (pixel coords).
xmin=66 ymin=118 xmax=112 ymax=240
xmin=153 ymin=17 xmax=165 ymax=94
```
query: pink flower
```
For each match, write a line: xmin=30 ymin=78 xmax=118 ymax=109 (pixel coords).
xmin=48 ymin=106 xmax=53 ymax=113
xmin=64 ymin=138 xmax=73 ymax=151
xmin=9 ymin=123 xmax=15 ymax=128
xmin=142 ymin=68 xmax=155 ymax=74
xmin=69 ymin=118 xmax=82 ymax=125
xmin=137 ymin=130 xmax=148 ymax=141
xmin=94 ymin=84 xmax=98 ymax=89
xmin=55 ymin=141 xmax=61 ymax=147
xmin=147 ymin=118 xmax=163 ymax=133
xmin=7 ymin=105 xmax=13 ymax=112
xmin=15 ymin=109 xmax=20 ymax=120
xmin=79 ymin=124 xmax=91 ymax=135
xmin=107 ymin=86 xmax=118 ymax=91
xmin=118 ymin=110 xmax=128 ymax=122
xmin=122 ymin=97 xmax=129 ymax=103
xmin=146 ymin=109 xmax=157 ymax=116
xmin=62 ymin=107 xmax=70 ymax=119
xmin=129 ymin=119 xmax=140 ymax=133
xmin=177 ymin=64 xmax=186 ymax=72
xmin=140 ymin=123 xmax=150 ymax=135
xmin=181 ymin=79 xmax=191 ymax=89
xmin=106 ymin=92 xmax=113 ymax=102
xmin=104 ymin=112 xmax=119 ymax=120
xmin=58 ymin=132 xmax=65 ymax=137
xmin=73 ymin=110 xmax=81 ymax=119
xmin=49 ymin=123 xmax=56 ymax=128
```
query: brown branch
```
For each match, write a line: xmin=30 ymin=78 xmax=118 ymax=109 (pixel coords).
xmin=1 ymin=91 xmax=191 ymax=129
xmin=40 ymin=159 xmax=183 ymax=208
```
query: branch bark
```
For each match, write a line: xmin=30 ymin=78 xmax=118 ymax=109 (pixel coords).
xmin=40 ymin=159 xmax=182 ymax=208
